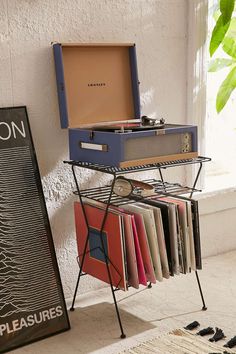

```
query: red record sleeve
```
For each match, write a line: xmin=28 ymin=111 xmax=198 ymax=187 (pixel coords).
xmin=74 ymin=201 xmax=127 ymax=291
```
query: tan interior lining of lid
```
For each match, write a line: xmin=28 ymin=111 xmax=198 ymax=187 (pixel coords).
xmin=62 ymin=45 xmax=135 ymax=128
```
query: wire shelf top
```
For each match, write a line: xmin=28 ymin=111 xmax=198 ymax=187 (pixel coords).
xmin=76 ymin=179 xmax=201 ymax=207
xmin=64 ymin=156 xmax=211 ymax=175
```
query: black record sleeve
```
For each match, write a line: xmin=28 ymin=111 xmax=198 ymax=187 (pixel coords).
xmin=160 ymin=194 xmax=202 ymax=270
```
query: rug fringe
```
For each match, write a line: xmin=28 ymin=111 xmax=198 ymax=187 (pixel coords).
xmin=120 ymin=328 xmax=236 ymax=354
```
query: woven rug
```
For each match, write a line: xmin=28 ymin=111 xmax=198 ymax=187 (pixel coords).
xmin=120 ymin=329 xmax=236 ymax=354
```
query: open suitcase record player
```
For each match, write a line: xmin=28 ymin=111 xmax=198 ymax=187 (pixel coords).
xmin=53 ymin=43 xmax=198 ymax=167
xmin=94 ymin=116 xmax=166 ymax=133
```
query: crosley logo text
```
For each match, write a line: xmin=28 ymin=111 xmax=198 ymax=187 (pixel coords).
xmin=0 ymin=121 xmax=26 ymax=141
xmin=88 ymin=83 xmax=106 ymax=87
xmin=0 ymin=306 xmax=63 ymax=336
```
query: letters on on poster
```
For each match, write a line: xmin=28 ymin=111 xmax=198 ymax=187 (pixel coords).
xmin=0 ymin=306 xmax=63 ymax=336
xmin=0 ymin=121 xmax=26 ymax=141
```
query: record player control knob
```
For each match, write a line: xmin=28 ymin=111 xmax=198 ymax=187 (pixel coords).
xmin=182 ymin=144 xmax=190 ymax=152
xmin=181 ymin=133 xmax=191 ymax=152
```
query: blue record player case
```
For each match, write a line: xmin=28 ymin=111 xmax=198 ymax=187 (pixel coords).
xmin=53 ymin=43 xmax=198 ymax=167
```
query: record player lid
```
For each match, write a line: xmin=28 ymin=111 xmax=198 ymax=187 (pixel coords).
xmin=53 ymin=43 xmax=141 ymax=129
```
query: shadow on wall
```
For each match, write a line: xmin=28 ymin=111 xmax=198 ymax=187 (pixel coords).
xmin=27 ymin=45 xmax=69 ymax=178
xmin=45 ymin=165 xmax=114 ymax=246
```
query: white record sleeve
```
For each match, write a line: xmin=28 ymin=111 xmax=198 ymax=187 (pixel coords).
xmin=186 ymin=200 xmax=196 ymax=271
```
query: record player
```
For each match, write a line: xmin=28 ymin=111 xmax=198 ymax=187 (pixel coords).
xmin=53 ymin=43 xmax=198 ymax=167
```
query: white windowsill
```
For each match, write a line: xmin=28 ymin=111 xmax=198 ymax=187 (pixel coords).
xmin=194 ymin=174 xmax=236 ymax=215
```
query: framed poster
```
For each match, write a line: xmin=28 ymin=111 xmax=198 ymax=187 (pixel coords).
xmin=0 ymin=107 xmax=70 ymax=353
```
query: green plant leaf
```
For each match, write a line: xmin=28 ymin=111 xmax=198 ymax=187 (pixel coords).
xmin=208 ymin=58 xmax=236 ymax=72
xmin=225 ymin=17 xmax=236 ymax=38
xmin=209 ymin=15 xmax=231 ymax=56
xmin=220 ymin=0 xmax=235 ymax=24
xmin=222 ymin=37 xmax=236 ymax=58
xmin=216 ymin=65 xmax=236 ymax=112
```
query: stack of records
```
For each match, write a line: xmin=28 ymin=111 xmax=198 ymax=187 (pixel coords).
xmin=74 ymin=195 xmax=201 ymax=291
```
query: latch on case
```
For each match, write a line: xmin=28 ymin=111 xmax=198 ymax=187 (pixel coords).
xmin=79 ymin=142 xmax=108 ymax=152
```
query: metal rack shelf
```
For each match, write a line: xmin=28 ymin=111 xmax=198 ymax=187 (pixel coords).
xmin=64 ymin=156 xmax=211 ymax=176
xmin=78 ymin=179 xmax=201 ymax=207
xmin=66 ymin=156 xmax=211 ymax=339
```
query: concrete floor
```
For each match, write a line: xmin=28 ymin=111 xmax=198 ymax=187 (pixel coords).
xmin=12 ymin=250 xmax=236 ymax=354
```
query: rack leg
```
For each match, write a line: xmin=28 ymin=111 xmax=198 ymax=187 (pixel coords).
xmin=70 ymin=165 xmax=94 ymax=311
xmin=190 ymin=165 xmax=207 ymax=310
xmin=158 ymin=168 xmax=166 ymax=191
xmin=72 ymin=166 xmax=126 ymax=338
xmin=195 ymin=270 xmax=207 ymax=311
xmin=98 ymin=176 xmax=126 ymax=338
xmin=190 ymin=163 xmax=202 ymax=198
xmin=70 ymin=235 xmax=90 ymax=311
xmin=111 ymin=286 xmax=126 ymax=338
xmin=70 ymin=274 xmax=80 ymax=312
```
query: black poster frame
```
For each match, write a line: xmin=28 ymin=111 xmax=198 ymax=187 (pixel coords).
xmin=0 ymin=106 xmax=70 ymax=353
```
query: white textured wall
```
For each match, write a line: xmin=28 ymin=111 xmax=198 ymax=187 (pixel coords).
xmin=0 ymin=0 xmax=188 ymax=299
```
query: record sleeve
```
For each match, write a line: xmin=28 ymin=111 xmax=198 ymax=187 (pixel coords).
xmin=74 ymin=201 xmax=127 ymax=290
xmin=83 ymin=199 xmax=145 ymax=288
xmin=131 ymin=213 xmax=156 ymax=284
xmin=166 ymin=202 xmax=180 ymax=275
xmin=167 ymin=196 xmax=197 ymax=271
xmin=113 ymin=206 xmax=147 ymax=286
xmin=122 ymin=214 xmax=139 ymax=289
xmin=160 ymin=197 xmax=192 ymax=273
xmin=130 ymin=217 xmax=147 ymax=286
xmin=164 ymin=195 xmax=201 ymax=270
xmin=121 ymin=205 xmax=156 ymax=284
xmin=139 ymin=204 xmax=170 ymax=279
xmin=191 ymin=200 xmax=201 ymax=269
xmin=123 ymin=203 xmax=163 ymax=282
xmin=141 ymin=199 xmax=174 ymax=276
xmin=186 ymin=201 xmax=196 ymax=271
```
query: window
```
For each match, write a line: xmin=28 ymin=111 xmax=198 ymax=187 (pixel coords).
xmin=187 ymin=0 xmax=236 ymax=191
xmin=205 ymin=0 xmax=236 ymax=190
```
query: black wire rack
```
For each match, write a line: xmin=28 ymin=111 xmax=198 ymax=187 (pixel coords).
xmin=77 ymin=179 xmax=201 ymax=206
xmin=65 ymin=156 xmax=211 ymax=339
xmin=64 ymin=156 xmax=211 ymax=176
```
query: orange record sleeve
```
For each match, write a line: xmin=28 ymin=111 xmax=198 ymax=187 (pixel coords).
xmin=74 ymin=201 xmax=127 ymax=291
